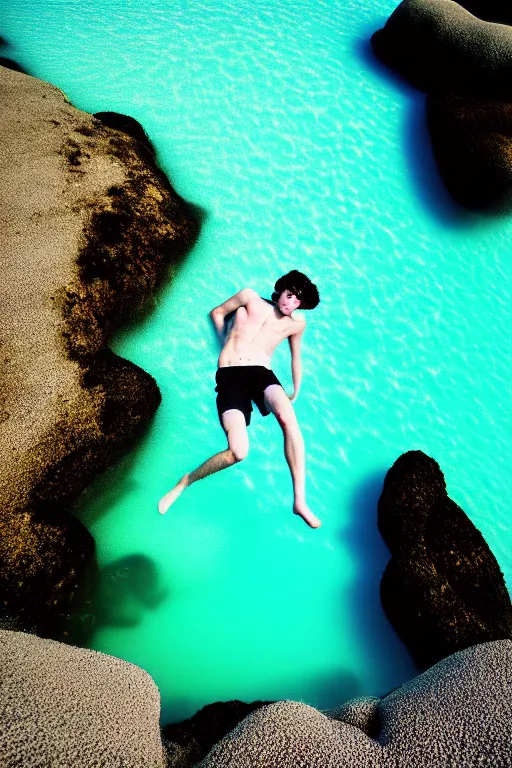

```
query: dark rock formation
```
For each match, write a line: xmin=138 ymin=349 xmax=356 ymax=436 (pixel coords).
xmin=162 ymin=700 xmax=273 ymax=766
xmin=94 ymin=111 xmax=155 ymax=156
xmin=0 ymin=506 xmax=95 ymax=639
xmin=199 ymin=641 xmax=512 ymax=767
xmin=426 ymin=94 xmax=512 ymax=210
xmin=371 ymin=0 xmax=512 ymax=100
xmin=378 ymin=451 xmax=512 ymax=668
xmin=0 ymin=64 xmax=197 ymax=637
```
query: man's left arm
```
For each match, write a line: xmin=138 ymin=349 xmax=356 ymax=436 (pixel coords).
xmin=287 ymin=320 xmax=306 ymax=403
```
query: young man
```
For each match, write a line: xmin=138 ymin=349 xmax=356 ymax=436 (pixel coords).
xmin=158 ymin=270 xmax=321 ymax=528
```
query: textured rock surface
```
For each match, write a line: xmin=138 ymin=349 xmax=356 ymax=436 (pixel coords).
xmin=322 ymin=696 xmax=380 ymax=737
xmin=0 ymin=629 xmax=165 ymax=767
xmin=426 ymin=94 xmax=512 ymax=210
xmin=0 ymin=64 xmax=196 ymax=634
xmin=371 ymin=0 xmax=512 ymax=99
xmin=162 ymin=700 xmax=273 ymax=767
xmin=378 ymin=451 xmax=512 ymax=668
xmin=198 ymin=641 xmax=512 ymax=767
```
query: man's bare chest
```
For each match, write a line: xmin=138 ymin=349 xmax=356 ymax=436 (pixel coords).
xmin=233 ymin=305 xmax=292 ymax=343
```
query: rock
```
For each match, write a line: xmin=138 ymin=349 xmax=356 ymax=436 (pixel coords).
xmin=0 ymin=505 xmax=95 ymax=640
xmin=378 ymin=451 xmax=512 ymax=668
xmin=426 ymin=94 xmax=512 ymax=210
xmin=162 ymin=699 xmax=273 ymax=766
xmin=0 ymin=64 xmax=197 ymax=634
xmin=94 ymin=111 xmax=155 ymax=156
xmin=0 ymin=629 xmax=165 ymax=767
xmin=322 ymin=696 xmax=380 ymax=737
xmin=2 ymin=631 xmax=511 ymax=767
xmin=371 ymin=0 xmax=512 ymax=100
xmin=198 ymin=641 xmax=512 ymax=767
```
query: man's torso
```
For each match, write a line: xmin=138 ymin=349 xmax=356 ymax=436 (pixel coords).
xmin=218 ymin=295 xmax=303 ymax=369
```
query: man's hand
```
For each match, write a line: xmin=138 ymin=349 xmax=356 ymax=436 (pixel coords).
xmin=288 ymin=392 xmax=297 ymax=404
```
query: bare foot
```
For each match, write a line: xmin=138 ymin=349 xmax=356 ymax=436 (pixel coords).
xmin=293 ymin=503 xmax=321 ymax=529
xmin=158 ymin=477 xmax=188 ymax=515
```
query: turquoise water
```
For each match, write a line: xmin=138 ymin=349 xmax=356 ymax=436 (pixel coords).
xmin=3 ymin=0 xmax=511 ymax=724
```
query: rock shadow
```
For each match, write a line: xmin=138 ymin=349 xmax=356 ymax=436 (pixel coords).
xmin=71 ymin=442 xmax=142 ymax=529
xmin=340 ymin=470 xmax=419 ymax=698
xmin=92 ymin=553 xmax=168 ymax=627
xmin=65 ymin=552 xmax=168 ymax=647
xmin=0 ymin=34 xmax=28 ymax=74
xmin=302 ymin=667 xmax=360 ymax=712
xmin=355 ymin=32 xmax=478 ymax=229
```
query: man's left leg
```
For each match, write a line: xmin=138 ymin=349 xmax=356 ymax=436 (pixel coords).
xmin=263 ymin=384 xmax=321 ymax=529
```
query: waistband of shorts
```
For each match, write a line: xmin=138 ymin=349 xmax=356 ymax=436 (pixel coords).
xmin=216 ymin=365 xmax=270 ymax=378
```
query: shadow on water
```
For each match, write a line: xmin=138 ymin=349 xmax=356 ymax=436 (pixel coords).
xmin=303 ymin=667 xmax=360 ymax=711
xmin=162 ymin=696 xmax=205 ymax=727
xmin=355 ymin=32 xmax=479 ymax=230
xmin=68 ymin=427 xmax=169 ymax=645
xmin=339 ymin=470 xmax=419 ymax=699
xmin=92 ymin=554 xmax=168 ymax=628
xmin=72 ymin=447 xmax=141 ymax=529
xmin=0 ymin=33 xmax=29 ymax=73
xmin=67 ymin=551 xmax=168 ymax=647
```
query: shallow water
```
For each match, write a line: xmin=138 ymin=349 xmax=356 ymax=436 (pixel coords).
xmin=3 ymin=0 xmax=511 ymax=723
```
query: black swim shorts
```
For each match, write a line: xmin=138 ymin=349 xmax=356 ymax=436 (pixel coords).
xmin=215 ymin=365 xmax=284 ymax=427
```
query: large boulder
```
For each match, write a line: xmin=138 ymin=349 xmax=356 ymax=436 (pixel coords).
xmin=0 ymin=64 xmax=196 ymax=635
xmin=378 ymin=451 xmax=512 ymax=668
xmin=426 ymin=94 xmax=512 ymax=210
xmin=371 ymin=0 xmax=512 ymax=100
xmin=0 ymin=630 xmax=166 ymax=766
xmin=198 ymin=641 xmax=512 ymax=767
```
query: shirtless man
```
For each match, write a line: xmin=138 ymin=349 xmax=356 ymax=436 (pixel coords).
xmin=158 ymin=270 xmax=321 ymax=528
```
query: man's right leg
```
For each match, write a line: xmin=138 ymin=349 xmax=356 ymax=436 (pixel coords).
xmin=158 ymin=409 xmax=248 ymax=514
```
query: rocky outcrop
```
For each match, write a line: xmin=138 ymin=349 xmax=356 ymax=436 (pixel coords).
xmin=198 ymin=641 xmax=512 ymax=767
xmin=371 ymin=0 xmax=512 ymax=100
xmin=0 ymin=629 xmax=166 ymax=767
xmin=162 ymin=700 xmax=273 ymax=766
xmin=2 ymin=634 xmax=511 ymax=767
xmin=371 ymin=0 xmax=512 ymax=212
xmin=426 ymin=95 xmax=512 ymax=211
xmin=3 ymin=630 xmax=511 ymax=767
xmin=377 ymin=451 xmax=512 ymax=668
xmin=94 ymin=111 xmax=156 ymax=155
xmin=0 ymin=64 xmax=196 ymax=635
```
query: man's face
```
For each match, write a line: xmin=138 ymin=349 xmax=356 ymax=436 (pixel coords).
xmin=278 ymin=289 xmax=301 ymax=315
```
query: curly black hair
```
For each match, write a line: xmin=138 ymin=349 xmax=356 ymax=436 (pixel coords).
xmin=271 ymin=270 xmax=320 ymax=310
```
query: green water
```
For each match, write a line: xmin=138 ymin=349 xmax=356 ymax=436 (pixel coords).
xmin=2 ymin=0 xmax=511 ymax=723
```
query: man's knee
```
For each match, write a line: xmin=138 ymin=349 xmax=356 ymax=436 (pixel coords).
xmin=228 ymin=443 xmax=249 ymax=462
xmin=222 ymin=409 xmax=249 ymax=461
xmin=273 ymin=405 xmax=297 ymax=430
xmin=226 ymin=424 xmax=249 ymax=462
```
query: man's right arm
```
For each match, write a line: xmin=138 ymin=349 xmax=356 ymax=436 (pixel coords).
xmin=209 ymin=288 xmax=257 ymax=341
